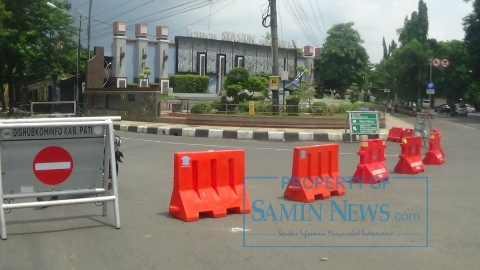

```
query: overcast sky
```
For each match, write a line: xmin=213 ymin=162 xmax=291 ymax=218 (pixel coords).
xmin=69 ymin=0 xmax=474 ymax=64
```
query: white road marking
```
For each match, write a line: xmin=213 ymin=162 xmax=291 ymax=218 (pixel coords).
xmin=122 ymin=137 xmax=399 ymax=157
xmin=452 ymin=123 xmax=475 ymax=130
xmin=35 ymin=162 xmax=71 ymax=171
xmin=231 ymin=227 xmax=249 ymax=233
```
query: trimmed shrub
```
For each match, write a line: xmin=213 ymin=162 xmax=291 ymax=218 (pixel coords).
xmin=255 ymin=101 xmax=273 ymax=113
xmin=353 ymin=101 xmax=375 ymax=111
xmin=170 ymin=75 xmax=209 ymax=93
xmin=190 ymin=102 xmax=213 ymax=114
xmin=286 ymin=95 xmax=300 ymax=116
xmin=333 ymin=102 xmax=354 ymax=114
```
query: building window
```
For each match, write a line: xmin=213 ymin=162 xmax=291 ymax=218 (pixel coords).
xmin=197 ymin=52 xmax=207 ymax=76
xmin=235 ymin=56 xmax=245 ymax=68
xmin=108 ymin=95 xmax=121 ymax=109
xmin=217 ymin=54 xmax=227 ymax=93
xmin=94 ymin=94 xmax=104 ymax=108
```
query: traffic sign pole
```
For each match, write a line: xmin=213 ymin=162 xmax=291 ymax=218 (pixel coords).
xmin=429 ymin=59 xmax=432 ymax=115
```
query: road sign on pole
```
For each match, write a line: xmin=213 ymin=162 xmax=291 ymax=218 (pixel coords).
xmin=441 ymin=59 xmax=450 ymax=68
xmin=432 ymin=58 xmax=441 ymax=67
xmin=344 ymin=111 xmax=380 ymax=143
xmin=426 ymin=81 xmax=435 ymax=95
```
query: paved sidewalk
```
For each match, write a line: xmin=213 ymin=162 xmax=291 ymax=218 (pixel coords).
xmin=112 ymin=115 xmax=412 ymax=142
xmin=0 ymin=109 xmax=413 ymax=142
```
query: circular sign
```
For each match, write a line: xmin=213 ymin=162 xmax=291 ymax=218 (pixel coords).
xmin=33 ymin=146 xmax=73 ymax=185
xmin=441 ymin=59 xmax=450 ymax=68
xmin=432 ymin=58 xmax=441 ymax=67
xmin=2 ymin=129 xmax=11 ymax=139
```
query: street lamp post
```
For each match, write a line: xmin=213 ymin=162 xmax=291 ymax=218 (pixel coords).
xmin=46 ymin=2 xmax=89 ymax=114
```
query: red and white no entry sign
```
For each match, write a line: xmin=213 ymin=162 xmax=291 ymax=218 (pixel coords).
xmin=432 ymin=58 xmax=441 ymax=67
xmin=32 ymin=146 xmax=73 ymax=185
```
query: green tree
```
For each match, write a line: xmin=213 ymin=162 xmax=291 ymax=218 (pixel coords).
xmin=388 ymin=40 xmax=397 ymax=57
xmin=397 ymin=0 xmax=429 ymax=46
xmin=382 ymin=37 xmax=389 ymax=59
xmin=392 ymin=40 xmax=430 ymax=102
xmin=0 ymin=1 xmax=12 ymax=111
xmin=314 ymin=22 xmax=369 ymax=99
xmin=296 ymin=65 xmax=309 ymax=84
xmin=348 ymin=83 xmax=360 ymax=103
xmin=297 ymin=82 xmax=316 ymax=106
xmin=244 ymin=76 xmax=268 ymax=98
xmin=429 ymin=40 xmax=471 ymax=101
xmin=392 ymin=0 xmax=431 ymax=104
xmin=1 ymin=0 xmax=77 ymax=112
xmin=224 ymin=67 xmax=249 ymax=104
xmin=463 ymin=0 xmax=480 ymax=83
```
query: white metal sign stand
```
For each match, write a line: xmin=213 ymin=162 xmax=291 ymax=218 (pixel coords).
xmin=0 ymin=116 xmax=122 ymax=240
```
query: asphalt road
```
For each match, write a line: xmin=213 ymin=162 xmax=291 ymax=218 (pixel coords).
xmin=0 ymin=113 xmax=479 ymax=270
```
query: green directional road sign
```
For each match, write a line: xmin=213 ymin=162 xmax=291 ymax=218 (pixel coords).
xmin=344 ymin=111 xmax=380 ymax=143
xmin=348 ymin=112 xmax=380 ymax=135
xmin=351 ymin=124 xmax=378 ymax=133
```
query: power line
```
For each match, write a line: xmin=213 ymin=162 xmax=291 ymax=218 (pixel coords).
xmin=315 ymin=0 xmax=328 ymax=33
xmin=91 ymin=0 xmax=136 ymax=17
xmin=86 ymin=0 xmax=220 ymax=40
xmin=87 ymin=0 xmax=205 ymax=36
xmin=291 ymin=0 xmax=320 ymax=46
xmin=308 ymin=0 xmax=325 ymax=41
xmin=170 ymin=0 xmax=237 ymax=34
xmin=282 ymin=0 xmax=318 ymax=47
xmin=86 ymin=0 xmax=228 ymax=42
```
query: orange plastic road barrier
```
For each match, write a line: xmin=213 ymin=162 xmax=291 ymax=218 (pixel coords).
xmin=352 ymin=139 xmax=389 ymax=184
xmin=394 ymin=136 xmax=425 ymax=174
xmin=169 ymin=150 xmax=251 ymax=222
xmin=401 ymin=128 xmax=414 ymax=139
xmin=387 ymin=127 xmax=404 ymax=142
xmin=284 ymin=144 xmax=345 ymax=203
xmin=423 ymin=132 xmax=445 ymax=165
xmin=433 ymin=129 xmax=445 ymax=158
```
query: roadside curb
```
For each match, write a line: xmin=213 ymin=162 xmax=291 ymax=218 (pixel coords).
xmin=113 ymin=124 xmax=388 ymax=142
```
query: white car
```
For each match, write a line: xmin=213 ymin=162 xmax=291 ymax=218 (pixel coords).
xmin=466 ymin=104 xmax=476 ymax=113
xmin=422 ymin=100 xmax=430 ymax=108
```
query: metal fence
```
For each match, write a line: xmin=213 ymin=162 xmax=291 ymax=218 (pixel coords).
xmin=162 ymin=100 xmax=378 ymax=116
xmin=30 ymin=101 xmax=76 ymax=117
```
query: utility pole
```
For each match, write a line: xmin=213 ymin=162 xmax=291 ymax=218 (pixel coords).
xmin=270 ymin=0 xmax=280 ymax=113
xmin=283 ymin=57 xmax=286 ymax=106
xmin=77 ymin=15 xmax=82 ymax=110
xmin=87 ymin=0 xmax=92 ymax=59
xmin=428 ymin=58 xmax=432 ymax=115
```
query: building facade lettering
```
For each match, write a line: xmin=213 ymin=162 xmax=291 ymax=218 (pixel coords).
xmin=186 ymin=27 xmax=293 ymax=49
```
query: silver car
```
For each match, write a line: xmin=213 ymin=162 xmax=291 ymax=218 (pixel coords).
xmin=453 ymin=103 xmax=468 ymax=116
xmin=466 ymin=104 xmax=476 ymax=113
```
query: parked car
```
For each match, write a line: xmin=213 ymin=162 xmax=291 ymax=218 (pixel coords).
xmin=436 ymin=104 xmax=450 ymax=114
xmin=466 ymin=104 xmax=476 ymax=113
xmin=452 ymin=103 xmax=468 ymax=116
xmin=422 ymin=100 xmax=430 ymax=108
